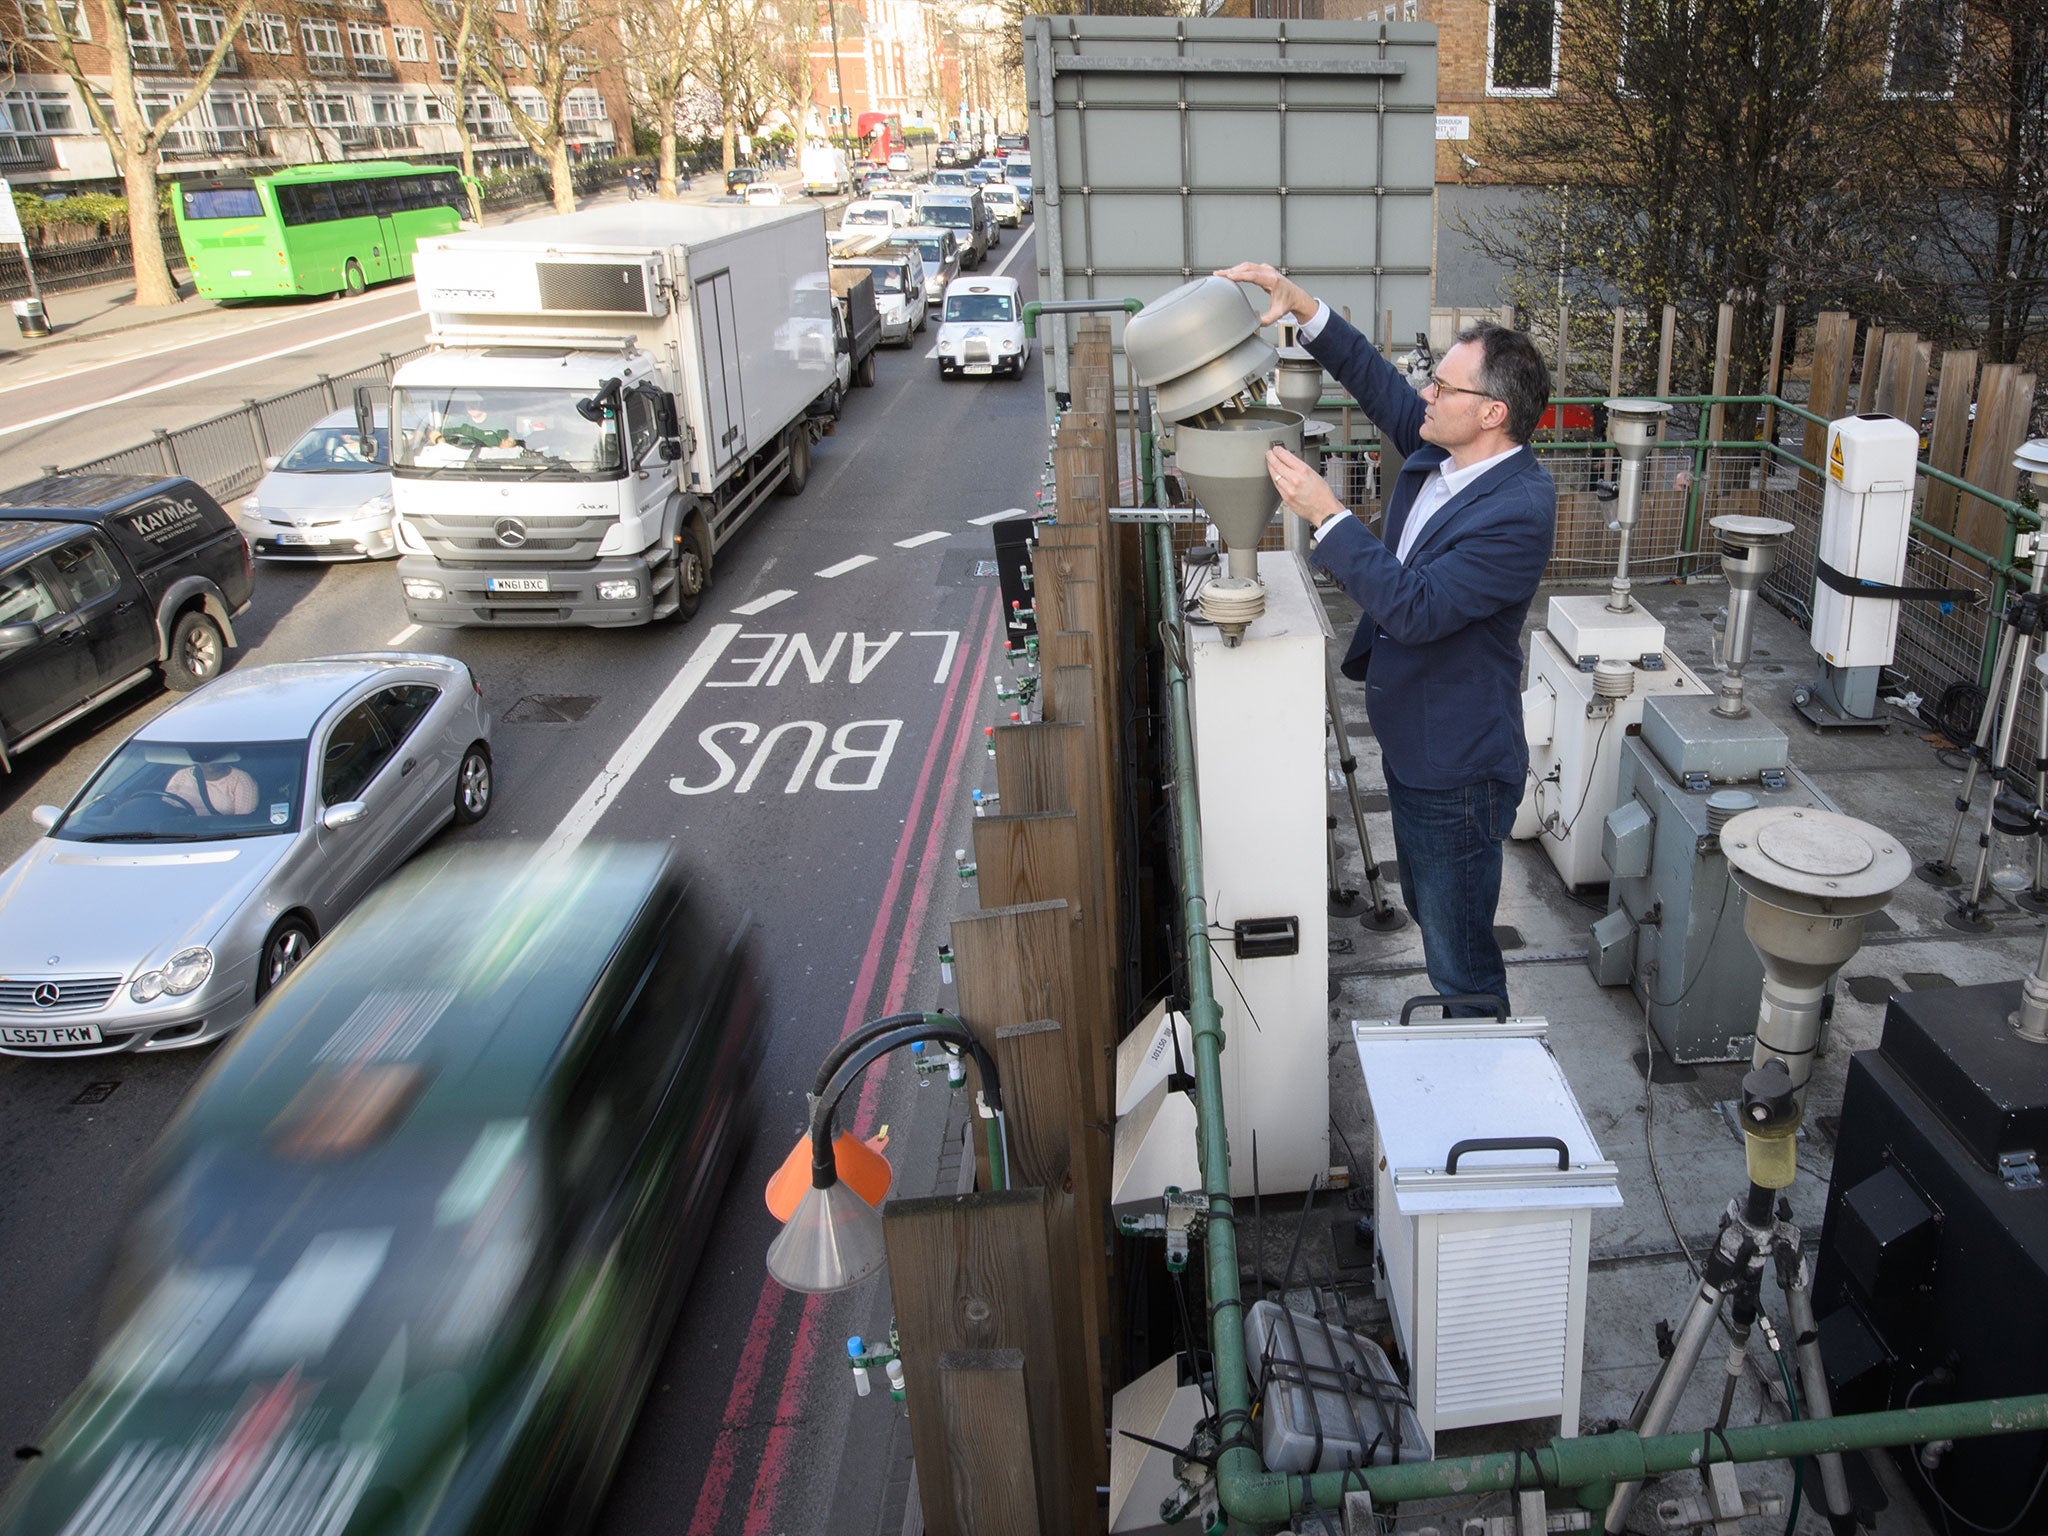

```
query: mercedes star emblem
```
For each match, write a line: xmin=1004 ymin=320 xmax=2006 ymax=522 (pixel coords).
xmin=494 ymin=517 xmax=528 ymax=549
xmin=31 ymin=983 xmax=61 ymax=1008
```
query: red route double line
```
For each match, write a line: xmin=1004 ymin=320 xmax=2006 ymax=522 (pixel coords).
xmin=687 ymin=577 xmax=1004 ymax=1536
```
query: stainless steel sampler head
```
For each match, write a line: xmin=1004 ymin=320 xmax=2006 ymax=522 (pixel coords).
xmin=1124 ymin=277 xmax=1278 ymax=424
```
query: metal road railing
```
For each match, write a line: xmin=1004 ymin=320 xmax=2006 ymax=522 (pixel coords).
xmin=49 ymin=349 xmax=427 ymax=503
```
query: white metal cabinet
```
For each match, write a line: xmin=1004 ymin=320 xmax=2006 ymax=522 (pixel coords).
xmin=1353 ymin=1018 xmax=1621 ymax=1446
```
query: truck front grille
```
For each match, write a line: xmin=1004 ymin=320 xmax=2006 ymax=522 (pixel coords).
xmin=407 ymin=512 xmax=615 ymax=563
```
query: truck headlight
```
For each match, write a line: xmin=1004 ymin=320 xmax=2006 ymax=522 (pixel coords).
xmin=597 ymin=579 xmax=639 ymax=600
xmin=404 ymin=578 xmax=445 ymax=601
xmin=131 ymin=946 xmax=214 ymax=1003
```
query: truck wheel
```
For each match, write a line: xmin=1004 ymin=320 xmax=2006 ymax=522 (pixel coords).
xmin=674 ymin=524 xmax=709 ymax=620
xmin=344 ymin=259 xmax=366 ymax=296
xmin=163 ymin=610 xmax=225 ymax=692
xmin=856 ymin=349 xmax=877 ymax=388
xmin=780 ymin=430 xmax=812 ymax=496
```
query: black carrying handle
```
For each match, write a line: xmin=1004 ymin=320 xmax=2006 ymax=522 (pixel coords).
xmin=1399 ymin=993 xmax=1508 ymax=1025
xmin=1445 ymin=1136 xmax=1571 ymax=1174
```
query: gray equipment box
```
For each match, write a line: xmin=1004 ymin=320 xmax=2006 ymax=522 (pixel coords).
xmin=1243 ymin=1299 xmax=1430 ymax=1471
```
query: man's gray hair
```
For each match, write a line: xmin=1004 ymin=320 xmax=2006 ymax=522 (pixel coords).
xmin=1455 ymin=321 xmax=1552 ymax=445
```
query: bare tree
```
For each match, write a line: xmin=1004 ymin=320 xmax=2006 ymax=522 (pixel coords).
xmin=1455 ymin=0 xmax=1914 ymax=397
xmin=613 ymin=0 xmax=707 ymax=195
xmin=456 ymin=0 xmax=610 ymax=213
xmin=753 ymin=0 xmax=820 ymax=143
xmin=1873 ymin=0 xmax=2048 ymax=364
xmin=20 ymin=0 xmax=258 ymax=304
xmin=699 ymin=0 xmax=772 ymax=172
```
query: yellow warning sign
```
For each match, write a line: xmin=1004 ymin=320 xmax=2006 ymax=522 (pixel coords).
xmin=1828 ymin=433 xmax=1845 ymax=482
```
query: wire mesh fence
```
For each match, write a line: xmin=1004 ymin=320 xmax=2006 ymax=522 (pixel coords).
xmin=58 ymin=349 xmax=425 ymax=503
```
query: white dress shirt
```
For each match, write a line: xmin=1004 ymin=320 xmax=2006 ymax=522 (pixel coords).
xmin=1296 ymin=301 xmax=1518 ymax=562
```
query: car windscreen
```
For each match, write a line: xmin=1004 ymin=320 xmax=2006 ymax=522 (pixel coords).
xmin=57 ymin=738 xmax=309 ymax=842
xmin=278 ymin=425 xmax=390 ymax=473
xmin=392 ymin=386 xmax=622 ymax=478
xmin=946 ymin=293 xmax=1016 ymax=324
xmin=897 ymin=237 xmax=947 ymax=266
xmin=921 ymin=204 xmax=972 ymax=231
xmin=848 ymin=262 xmax=905 ymax=294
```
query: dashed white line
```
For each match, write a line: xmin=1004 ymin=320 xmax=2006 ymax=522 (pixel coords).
xmin=383 ymin=624 xmax=421 ymax=647
xmin=816 ymin=554 xmax=878 ymax=578
xmin=894 ymin=531 xmax=950 ymax=548
xmin=730 ymin=588 xmax=797 ymax=615
xmin=970 ymin=509 xmax=1033 ymax=526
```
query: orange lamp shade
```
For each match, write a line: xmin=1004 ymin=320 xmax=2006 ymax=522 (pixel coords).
xmin=765 ymin=1129 xmax=893 ymax=1222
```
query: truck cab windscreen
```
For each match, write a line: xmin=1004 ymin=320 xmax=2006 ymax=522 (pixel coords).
xmin=392 ymin=387 xmax=623 ymax=478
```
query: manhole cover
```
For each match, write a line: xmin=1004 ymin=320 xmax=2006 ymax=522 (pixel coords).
xmin=505 ymin=694 xmax=600 ymax=725
xmin=72 ymin=1081 xmax=118 ymax=1105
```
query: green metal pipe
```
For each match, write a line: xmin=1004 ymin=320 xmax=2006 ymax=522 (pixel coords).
xmin=1022 ymin=295 xmax=1144 ymax=340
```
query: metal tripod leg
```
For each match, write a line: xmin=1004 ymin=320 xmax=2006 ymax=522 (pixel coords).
xmin=1924 ymin=619 xmax=2017 ymax=886
xmin=1603 ymin=1273 xmax=1729 ymax=1534
xmin=2022 ymin=681 xmax=2048 ymax=914
xmin=1783 ymin=1254 xmax=1858 ymax=1534
xmin=1324 ymin=659 xmax=1407 ymax=933
xmin=1956 ymin=625 xmax=2039 ymax=926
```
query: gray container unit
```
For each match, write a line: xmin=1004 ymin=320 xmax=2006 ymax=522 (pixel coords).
xmin=1594 ymin=696 xmax=1835 ymax=1064
xmin=1242 ymin=1299 xmax=1430 ymax=1472
xmin=1022 ymin=15 xmax=1439 ymax=408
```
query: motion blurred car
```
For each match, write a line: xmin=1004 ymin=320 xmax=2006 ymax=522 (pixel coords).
xmin=0 ymin=653 xmax=492 ymax=1056
xmin=0 ymin=842 xmax=762 ymax=1536
xmin=929 ymin=167 xmax=972 ymax=190
xmin=238 ymin=406 xmax=395 ymax=561
xmin=934 ymin=141 xmax=963 ymax=168
xmin=743 ymin=181 xmax=785 ymax=206
xmin=724 ymin=164 xmax=765 ymax=193
xmin=886 ymin=150 xmax=911 ymax=175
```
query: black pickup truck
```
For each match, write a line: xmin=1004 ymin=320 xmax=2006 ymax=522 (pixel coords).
xmin=0 ymin=475 xmax=255 ymax=771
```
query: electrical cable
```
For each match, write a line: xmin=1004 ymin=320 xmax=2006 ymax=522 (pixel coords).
xmin=1539 ymin=710 xmax=1614 ymax=843
xmin=1774 ymin=1337 xmax=1802 ymax=1536
xmin=1642 ymin=1001 xmax=1700 ymax=1279
xmin=1905 ymin=1377 xmax=2048 ymax=1535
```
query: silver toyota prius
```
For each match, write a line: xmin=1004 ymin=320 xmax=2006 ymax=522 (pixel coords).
xmin=0 ymin=653 xmax=493 ymax=1057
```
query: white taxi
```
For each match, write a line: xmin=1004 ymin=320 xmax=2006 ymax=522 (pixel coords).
xmin=934 ymin=277 xmax=1029 ymax=380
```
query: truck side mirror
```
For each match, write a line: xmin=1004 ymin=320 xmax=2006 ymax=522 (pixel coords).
xmin=353 ymin=383 xmax=376 ymax=447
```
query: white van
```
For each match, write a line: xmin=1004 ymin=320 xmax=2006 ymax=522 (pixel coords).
xmin=935 ymin=276 xmax=1029 ymax=380
xmin=837 ymin=199 xmax=908 ymax=237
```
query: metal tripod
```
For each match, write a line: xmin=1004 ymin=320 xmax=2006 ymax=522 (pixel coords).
xmin=1324 ymin=658 xmax=1406 ymax=932
xmin=1603 ymin=1187 xmax=1857 ymax=1536
xmin=1919 ymin=530 xmax=2048 ymax=930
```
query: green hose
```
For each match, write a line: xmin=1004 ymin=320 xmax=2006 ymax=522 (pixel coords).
xmin=1777 ymin=1346 xmax=1802 ymax=1536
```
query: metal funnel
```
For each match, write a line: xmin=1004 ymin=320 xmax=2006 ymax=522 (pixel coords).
xmin=1720 ymin=806 xmax=1910 ymax=1103
xmin=1709 ymin=514 xmax=1794 ymax=718
xmin=1176 ymin=406 xmax=1304 ymax=581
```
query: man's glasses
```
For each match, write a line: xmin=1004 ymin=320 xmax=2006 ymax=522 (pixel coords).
xmin=1424 ymin=372 xmax=1496 ymax=401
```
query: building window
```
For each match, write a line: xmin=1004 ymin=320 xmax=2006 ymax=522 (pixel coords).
xmin=433 ymin=33 xmax=458 ymax=79
xmin=347 ymin=19 xmax=389 ymax=72
xmin=2 ymin=88 xmax=77 ymax=131
xmin=301 ymin=17 xmax=345 ymax=72
xmin=1886 ymin=0 xmax=1960 ymax=97
xmin=1487 ymin=0 xmax=1558 ymax=95
xmin=242 ymin=10 xmax=288 ymax=52
xmin=392 ymin=24 xmax=424 ymax=59
xmin=21 ymin=0 xmax=89 ymax=40
xmin=126 ymin=4 xmax=176 ymax=69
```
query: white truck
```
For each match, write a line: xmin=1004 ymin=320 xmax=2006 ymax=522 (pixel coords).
xmin=799 ymin=142 xmax=851 ymax=196
xmin=387 ymin=203 xmax=840 ymax=627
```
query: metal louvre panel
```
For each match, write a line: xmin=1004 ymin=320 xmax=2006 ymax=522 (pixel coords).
xmin=0 ymin=977 xmax=122 ymax=1011
xmin=406 ymin=512 xmax=614 ymax=562
xmin=536 ymin=261 xmax=652 ymax=314
xmin=1432 ymin=1221 xmax=1571 ymax=1414
xmin=964 ymin=338 xmax=993 ymax=363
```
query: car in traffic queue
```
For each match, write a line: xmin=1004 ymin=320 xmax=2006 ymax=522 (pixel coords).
xmin=742 ymin=181 xmax=785 ymax=207
xmin=982 ymin=182 xmax=1024 ymax=228
xmin=889 ymin=226 xmax=960 ymax=306
xmin=836 ymin=198 xmax=909 ymax=238
xmin=831 ymin=245 xmax=925 ymax=344
xmin=929 ymin=167 xmax=972 ymax=191
xmin=238 ymin=406 xmax=395 ymax=561
xmin=914 ymin=189 xmax=988 ymax=268
xmin=886 ymin=150 xmax=912 ymax=175
xmin=935 ymin=276 xmax=1030 ymax=380
xmin=0 ymin=653 xmax=492 ymax=1057
xmin=1002 ymin=158 xmax=1033 ymax=210
xmin=724 ymin=164 xmax=766 ymax=193
xmin=0 ymin=475 xmax=254 ymax=772
xmin=996 ymin=133 xmax=1028 ymax=157
xmin=934 ymin=141 xmax=964 ymax=168
xmin=0 ymin=842 xmax=763 ymax=1536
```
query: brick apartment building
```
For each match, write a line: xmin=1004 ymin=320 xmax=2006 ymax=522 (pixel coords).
xmin=805 ymin=0 xmax=998 ymax=145
xmin=0 ymin=0 xmax=629 ymax=192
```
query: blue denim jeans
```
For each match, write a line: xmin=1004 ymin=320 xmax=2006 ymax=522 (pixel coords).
xmin=1383 ymin=772 xmax=1517 ymax=1016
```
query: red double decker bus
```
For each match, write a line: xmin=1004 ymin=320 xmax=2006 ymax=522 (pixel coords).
xmin=854 ymin=111 xmax=903 ymax=164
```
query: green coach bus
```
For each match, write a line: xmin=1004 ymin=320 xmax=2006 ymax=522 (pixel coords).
xmin=174 ymin=161 xmax=473 ymax=302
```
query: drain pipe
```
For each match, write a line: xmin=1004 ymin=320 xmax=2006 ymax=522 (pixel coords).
xmin=1149 ymin=521 xmax=2048 ymax=1526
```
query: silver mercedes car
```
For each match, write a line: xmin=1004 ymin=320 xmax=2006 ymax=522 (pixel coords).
xmin=237 ymin=408 xmax=395 ymax=561
xmin=0 ymin=652 xmax=493 ymax=1057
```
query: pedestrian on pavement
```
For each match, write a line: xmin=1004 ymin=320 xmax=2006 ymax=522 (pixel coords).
xmin=1215 ymin=260 xmax=1556 ymax=1017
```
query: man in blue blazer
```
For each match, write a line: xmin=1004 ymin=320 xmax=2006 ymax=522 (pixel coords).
xmin=1217 ymin=263 xmax=1556 ymax=1014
